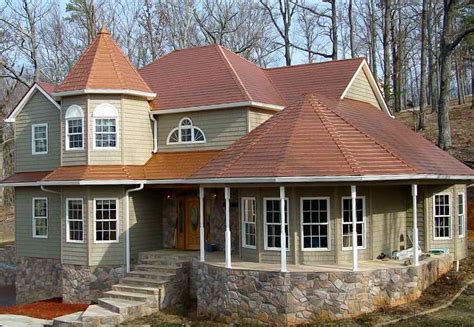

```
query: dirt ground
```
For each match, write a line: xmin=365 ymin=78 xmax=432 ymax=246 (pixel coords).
xmin=0 ymin=298 xmax=89 ymax=320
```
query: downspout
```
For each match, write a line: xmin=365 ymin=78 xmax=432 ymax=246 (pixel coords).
xmin=125 ymin=184 xmax=144 ymax=273
xmin=149 ymin=112 xmax=158 ymax=153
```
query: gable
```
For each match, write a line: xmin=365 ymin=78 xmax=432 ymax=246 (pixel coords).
xmin=343 ymin=67 xmax=381 ymax=109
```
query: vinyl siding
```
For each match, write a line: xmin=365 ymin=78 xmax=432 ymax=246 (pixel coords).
xmin=15 ymin=187 xmax=61 ymax=258
xmin=122 ymin=96 xmax=153 ymax=165
xmin=157 ymin=108 xmax=248 ymax=151
xmin=62 ymin=186 xmax=88 ymax=265
xmin=61 ymin=96 xmax=87 ymax=166
xmin=129 ymin=189 xmax=162 ymax=261
xmin=15 ymin=91 xmax=60 ymax=172
xmin=248 ymin=109 xmax=274 ymax=132
xmin=344 ymin=69 xmax=381 ymax=109
xmin=88 ymin=186 xmax=125 ymax=266
xmin=406 ymin=185 xmax=425 ymax=249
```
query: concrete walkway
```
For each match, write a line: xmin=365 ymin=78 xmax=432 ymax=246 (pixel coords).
xmin=0 ymin=314 xmax=52 ymax=327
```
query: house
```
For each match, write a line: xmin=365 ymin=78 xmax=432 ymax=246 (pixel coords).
xmin=1 ymin=27 xmax=472 ymax=324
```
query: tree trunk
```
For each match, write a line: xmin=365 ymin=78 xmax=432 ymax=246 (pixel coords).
xmin=383 ymin=0 xmax=392 ymax=104
xmin=330 ymin=0 xmax=337 ymax=60
xmin=349 ymin=0 xmax=355 ymax=58
xmin=369 ymin=0 xmax=377 ymax=76
xmin=418 ymin=0 xmax=428 ymax=130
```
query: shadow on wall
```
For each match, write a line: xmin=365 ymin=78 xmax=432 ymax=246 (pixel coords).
xmin=0 ymin=206 xmax=15 ymax=244
xmin=468 ymin=186 xmax=474 ymax=231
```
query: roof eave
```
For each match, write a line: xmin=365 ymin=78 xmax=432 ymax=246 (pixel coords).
xmin=52 ymin=89 xmax=157 ymax=100
xmin=151 ymin=101 xmax=285 ymax=115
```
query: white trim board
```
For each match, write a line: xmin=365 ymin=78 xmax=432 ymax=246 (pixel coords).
xmin=6 ymin=83 xmax=60 ymax=123
xmin=52 ymin=88 xmax=156 ymax=100
xmin=151 ymin=101 xmax=285 ymax=115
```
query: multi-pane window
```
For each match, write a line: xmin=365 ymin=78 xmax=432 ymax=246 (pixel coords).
xmin=342 ymin=197 xmax=365 ymax=249
xmin=264 ymin=198 xmax=289 ymax=250
xmin=95 ymin=199 xmax=118 ymax=242
xmin=32 ymin=124 xmax=48 ymax=154
xmin=167 ymin=117 xmax=206 ymax=144
xmin=301 ymin=198 xmax=330 ymax=250
xmin=434 ymin=194 xmax=451 ymax=239
xmin=67 ymin=199 xmax=84 ymax=242
xmin=242 ymin=198 xmax=256 ymax=248
xmin=33 ymin=198 xmax=48 ymax=238
xmin=458 ymin=193 xmax=465 ymax=238
xmin=65 ymin=105 xmax=84 ymax=150
xmin=95 ymin=118 xmax=117 ymax=148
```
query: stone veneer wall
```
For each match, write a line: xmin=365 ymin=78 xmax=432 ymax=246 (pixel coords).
xmin=0 ymin=245 xmax=16 ymax=286
xmin=62 ymin=264 xmax=125 ymax=303
xmin=15 ymin=256 xmax=62 ymax=304
xmin=195 ymin=254 xmax=453 ymax=324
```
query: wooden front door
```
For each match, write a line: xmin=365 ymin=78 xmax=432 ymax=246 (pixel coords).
xmin=176 ymin=197 xmax=201 ymax=250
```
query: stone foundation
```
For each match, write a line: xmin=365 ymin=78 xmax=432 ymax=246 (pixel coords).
xmin=62 ymin=264 xmax=125 ymax=303
xmin=0 ymin=245 xmax=16 ymax=286
xmin=15 ymin=256 xmax=62 ymax=304
xmin=195 ymin=254 xmax=453 ymax=324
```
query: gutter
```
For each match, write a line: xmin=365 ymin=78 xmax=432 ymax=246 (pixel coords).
xmin=125 ymin=184 xmax=144 ymax=273
xmin=150 ymin=101 xmax=285 ymax=115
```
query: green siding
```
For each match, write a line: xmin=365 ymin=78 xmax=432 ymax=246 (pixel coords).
xmin=157 ymin=108 xmax=248 ymax=151
xmin=15 ymin=187 xmax=61 ymax=258
xmin=15 ymin=91 xmax=60 ymax=172
xmin=61 ymin=96 xmax=88 ymax=166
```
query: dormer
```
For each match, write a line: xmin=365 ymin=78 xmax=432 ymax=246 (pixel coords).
xmin=52 ymin=27 xmax=156 ymax=166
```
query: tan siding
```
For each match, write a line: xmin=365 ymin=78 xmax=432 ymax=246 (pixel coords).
xmin=61 ymin=186 xmax=88 ymax=265
xmin=344 ymin=69 xmax=381 ymax=109
xmin=61 ymin=96 xmax=87 ymax=166
xmin=157 ymin=108 xmax=248 ymax=151
xmin=122 ymin=96 xmax=153 ymax=165
xmin=406 ymin=186 xmax=425 ymax=249
xmin=15 ymin=92 xmax=60 ymax=172
xmin=15 ymin=187 xmax=61 ymax=258
xmin=129 ymin=189 xmax=162 ymax=260
xmin=88 ymin=186 xmax=125 ymax=266
xmin=248 ymin=109 xmax=274 ymax=131
xmin=87 ymin=95 xmax=123 ymax=164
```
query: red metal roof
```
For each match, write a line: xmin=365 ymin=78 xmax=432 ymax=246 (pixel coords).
xmin=55 ymin=27 xmax=153 ymax=94
xmin=1 ymin=171 xmax=53 ymax=184
xmin=192 ymin=95 xmax=473 ymax=179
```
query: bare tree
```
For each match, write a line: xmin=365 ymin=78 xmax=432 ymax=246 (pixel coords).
xmin=348 ymin=0 xmax=355 ymax=58
xmin=382 ymin=0 xmax=392 ymax=104
xmin=65 ymin=0 xmax=99 ymax=46
xmin=418 ymin=0 xmax=428 ymax=130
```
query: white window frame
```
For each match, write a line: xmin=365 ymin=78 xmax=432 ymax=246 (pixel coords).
xmin=93 ymin=198 xmax=119 ymax=243
xmin=433 ymin=193 xmax=452 ymax=240
xmin=241 ymin=197 xmax=257 ymax=249
xmin=32 ymin=197 xmax=48 ymax=238
xmin=166 ymin=117 xmax=206 ymax=145
xmin=341 ymin=196 xmax=366 ymax=250
xmin=263 ymin=197 xmax=290 ymax=251
xmin=65 ymin=105 xmax=84 ymax=151
xmin=300 ymin=197 xmax=331 ymax=252
xmin=31 ymin=123 xmax=48 ymax=155
xmin=458 ymin=193 xmax=465 ymax=238
xmin=92 ymin=103 xmax=119 ymax=150
xmin=66 ymin=198 xmax=84 ymax=243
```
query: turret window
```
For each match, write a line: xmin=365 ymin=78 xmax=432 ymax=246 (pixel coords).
xmin=93 ymin=103 xmax=118 ymax=149
xmin=167 ymin=117 xmax=206 ymax=144
xmin=65 ymin=105 xmax=84 ymax=150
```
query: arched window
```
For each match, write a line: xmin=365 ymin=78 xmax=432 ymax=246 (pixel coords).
xmin=167 ymin=117 xmax=206 ymax=144
xmin=65 ymin=105 xmax=84 ymax=150
xmin=93 ymin=103 xmax=118 ymax=149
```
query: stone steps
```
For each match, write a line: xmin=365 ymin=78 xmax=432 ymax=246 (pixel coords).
xmin=134 ymin=264 xmax=182 ymax=273
xmin=121 ymin=276 xmax=169 ymax=288
xmin=127 ymin=270 xmax=175 ymax=280
xmin=79 ymin=304 xmax=123 ymax=326
xmin=98 ymin=297 xmax=151 ymax=319
xmin=139 ymin=258 xmax=189 ymax=267
xmin=112 ymin=283 xmax=161 ymax=296
xmin=103 ymin=290 xmax=157 ymax=304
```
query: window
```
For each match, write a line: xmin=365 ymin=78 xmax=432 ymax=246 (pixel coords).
xmin=264 ymin=198 xmax=289 ymax=250
xmin=66 ymin=199 xmax=84 ymax=242
xmin=342 ymin=197 xmax=365 ymax=249
xmin=93 ymin=103 xmax=118 ymax=149
xmin=167 ymin=117 xmax=206 ymax=144
xmin=301 ymin=198 xmax=330 ymax=251
xmin=65 ymin=105 xmax=84 ymax=150
xmin=433 ymin=194 xmax=451 ymax=239
xmin=94 ymin=199 xmax=118 ymax=242
xmin=32 ymin=198 xmax=48 ymax=238
xmin=32 ymin=123 xmax=48 ymax=154
xmin=458 ymin=193 xmax=465 ymax=238
xmin=242 ymin=197 xmax=256 ymax=249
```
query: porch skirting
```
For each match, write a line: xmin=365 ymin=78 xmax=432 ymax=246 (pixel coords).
xmin=194 ymin=254 xmax=453 ymax=324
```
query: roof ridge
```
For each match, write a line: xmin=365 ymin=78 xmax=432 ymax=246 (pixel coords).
xmin=308 ymin=96 xmax=362 ymax=174
xmin=264 ymin=57 xmax=365 ymax=71
xmin=216 ymin=45 xmax=252 ymax=102
xmin=319 ymin=96 xmax=417 ymax=173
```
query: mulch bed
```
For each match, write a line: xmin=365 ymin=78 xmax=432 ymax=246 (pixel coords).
xmin=0 ymin=298 xmax=88 ymax=320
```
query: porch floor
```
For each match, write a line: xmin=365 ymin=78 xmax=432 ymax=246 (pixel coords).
xmin=145 ymin=249 xmax=414 ymax=272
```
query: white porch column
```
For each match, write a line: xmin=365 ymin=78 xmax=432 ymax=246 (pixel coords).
xmin=199 ymin=186 xmax=205 ymax=262
xmin=280 ymin=186 xmax=287 ymax=273
xmin=225 ymin=187 xmax=232 ymax=268
xmin=351 ymin=185 xmax=358 ymax=272
xmin=412 ymin=184 xmax=419 ymax=266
